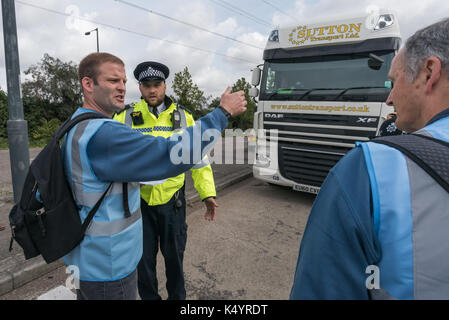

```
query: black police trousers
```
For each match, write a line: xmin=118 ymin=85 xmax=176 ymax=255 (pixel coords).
xmin=137 ymin=189 xmax=187 ymax=300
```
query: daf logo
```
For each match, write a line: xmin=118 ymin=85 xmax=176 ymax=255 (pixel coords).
xmin=357 ymin=117 xmax=377 ymax=124
xmin=265 ymin=113 xmax=284 ymax=119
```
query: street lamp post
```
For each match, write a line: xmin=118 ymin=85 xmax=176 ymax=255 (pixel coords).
xmin=85 ymin=27 xmax=99 ymax=52
xmin=2 ymin=0 xmax=30 ymax=204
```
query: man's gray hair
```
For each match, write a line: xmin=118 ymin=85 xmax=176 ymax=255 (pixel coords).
xmin=404 ymin=17 xmax=449 ymax=81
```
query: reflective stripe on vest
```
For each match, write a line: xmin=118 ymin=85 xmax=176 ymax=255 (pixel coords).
xmin=62 ymin=110 xmax=143 ymax=281
xmin=125 ymin=107 xmax=133 ymax=128
xmin=361 ymin=117 xmax=449 ymax=299
xmin=361 ymin=141 xmax=413 ymax=299
xmin=85 ymin=208 xmax=142 ymax=236
xmin=73 ymin=183 xmax=140 ymax=210
xmin=176 ymin=108 xmax=188 ymax=131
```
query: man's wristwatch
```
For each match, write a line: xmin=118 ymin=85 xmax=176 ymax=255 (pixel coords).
xmin=217 ymin=105 xmax=232 ymax=119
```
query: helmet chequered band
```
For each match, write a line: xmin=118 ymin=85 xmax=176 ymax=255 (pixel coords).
xmin=138 ymin=67 xmax=165 ymax=81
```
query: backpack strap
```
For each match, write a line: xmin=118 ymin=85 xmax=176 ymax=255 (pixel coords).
xmin=55 ymin=112 xmax=108 ymax=141
xmin=59 ymin=112 xmax=132 ymax=222
xmin=122 ymin=182 xmax=131 ymax=218
xmin=371 ymin=133 xmax=449 ymax=194
xmin=81 ymin=183 xmax=113 ymax=233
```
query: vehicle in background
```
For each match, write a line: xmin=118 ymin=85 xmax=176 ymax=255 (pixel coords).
xmin=249 ymin=9 xmax=401 ymax=194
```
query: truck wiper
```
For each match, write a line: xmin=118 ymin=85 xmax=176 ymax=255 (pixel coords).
xmin=267 ymin=87 xmax=384 ymax=101
xmin=333 ymin=86 xmax=387 ymax=100
xmin=267 ymin=88 xmax=308 ymax=100
xmin=297 ymin=88 xmax=344 ymax=101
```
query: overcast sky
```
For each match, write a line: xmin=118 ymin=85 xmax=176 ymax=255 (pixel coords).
xmin=1 ymin=0 xmax=448 ymax=104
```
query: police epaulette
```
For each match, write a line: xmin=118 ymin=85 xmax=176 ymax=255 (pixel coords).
xmin=177 ymin=104 xmax=192 ymax=115
xmin=115 ymin=103 xmax=135 ymax=115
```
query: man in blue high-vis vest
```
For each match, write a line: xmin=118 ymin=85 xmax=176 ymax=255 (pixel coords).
xmin=63 ymin=52 xmax=247 ymax=300
xmin=290 ymin=17 xmax=449 ymax=300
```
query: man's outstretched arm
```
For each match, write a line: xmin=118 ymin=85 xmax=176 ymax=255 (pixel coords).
xmin=88 ymin=88 xmax=247 ymax=182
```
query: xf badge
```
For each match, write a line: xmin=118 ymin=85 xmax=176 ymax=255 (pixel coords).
xmin=357 ymin=117 xmax=377 ymax=124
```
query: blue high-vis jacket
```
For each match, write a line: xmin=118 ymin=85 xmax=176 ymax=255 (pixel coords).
xmin=62 ymin=107 xmax=227 ymax=281
xmin=290 ymin=113 xmax=449 ymax=300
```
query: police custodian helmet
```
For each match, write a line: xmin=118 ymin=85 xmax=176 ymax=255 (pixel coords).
xmin=134 ymin=61 xmax=170 ymax=83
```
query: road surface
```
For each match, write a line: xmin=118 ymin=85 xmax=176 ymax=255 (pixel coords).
xmin=0 ymin=177 xmax=315 ymax=300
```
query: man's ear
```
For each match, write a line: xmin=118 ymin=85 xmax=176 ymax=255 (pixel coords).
xmin=423 ymin=57 xmax=442 ymax=94
xmin=81 ymin=77 xmax=94 ymax=94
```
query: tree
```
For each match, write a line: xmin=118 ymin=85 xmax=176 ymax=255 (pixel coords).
xmin=0 ymin=55 xmax=82 ymax=148
xmin=31 ymin=118 xmax=61 ymax=142
xmin=21 ymin=53 xmax=82 ymax=121
xmin=0 ymin=88 xmax=8 ymax=139
xmin=171 ymin=67 xmax=208 ymax=119
xmin=208 ymin=96 xmax=221 ymax=110
xmin=22 ymin=95 xmax=58 ymax=143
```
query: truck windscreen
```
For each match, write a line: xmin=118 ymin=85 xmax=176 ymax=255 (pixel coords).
xmin=260 ymin=51 xmax=395 ymax=102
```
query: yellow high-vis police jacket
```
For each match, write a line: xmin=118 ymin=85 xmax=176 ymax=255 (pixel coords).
xmin=113 ymin=97 xmax=216 ymax=206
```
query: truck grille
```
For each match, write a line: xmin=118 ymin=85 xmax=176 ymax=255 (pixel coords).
xmin=278 ymin=143 xmax=349 ymax=186
xmin=264 ymin=112 xmax=379 ymax=186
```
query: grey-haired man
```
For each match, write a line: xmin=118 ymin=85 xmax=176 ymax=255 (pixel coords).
xmin=290 ymin=18 xmax=449 ymax=300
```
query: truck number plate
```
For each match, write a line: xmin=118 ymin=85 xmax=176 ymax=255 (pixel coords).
xmin=292 ymin=183 xmax=320 ymax=194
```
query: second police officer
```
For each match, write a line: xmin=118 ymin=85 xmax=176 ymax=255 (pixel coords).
xmin=114 ymin=61 xmax=218 ymax=300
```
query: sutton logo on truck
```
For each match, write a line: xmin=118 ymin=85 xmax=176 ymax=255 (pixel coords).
xmin=289 ymin=23 xmax=362 ymax=46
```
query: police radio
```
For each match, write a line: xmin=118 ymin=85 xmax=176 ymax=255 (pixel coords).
xmin=172 ymin=109 xmax=181 ymax=130
xmin=131 ymin=111 xmax=144 ymax=126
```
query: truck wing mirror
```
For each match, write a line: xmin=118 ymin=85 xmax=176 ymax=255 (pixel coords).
xmin=251 ymin=66 xmax=262 ymax=86
xmin=249 ymin=87 xmax=259 ymax=98
xmin=368 ymin=53 xmax=384 ymax=70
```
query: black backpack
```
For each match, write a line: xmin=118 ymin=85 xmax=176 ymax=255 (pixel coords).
xmin=8 ymin=112 xmax=113 ymax=263
xmin=372 ymin=133 xmax=449 ymax=194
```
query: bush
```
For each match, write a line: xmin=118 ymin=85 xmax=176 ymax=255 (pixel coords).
xmin=31 ymin=118 xmax=61 ymax=142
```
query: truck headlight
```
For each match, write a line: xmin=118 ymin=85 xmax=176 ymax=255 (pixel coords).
xmin=255 ymin=153 xmax=271 ymax=167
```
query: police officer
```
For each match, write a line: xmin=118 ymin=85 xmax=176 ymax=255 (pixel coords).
xmin=114 ymin=62 xmax=218 ymax=300
xmin=377 ymin=112 xmax=404 ymax=137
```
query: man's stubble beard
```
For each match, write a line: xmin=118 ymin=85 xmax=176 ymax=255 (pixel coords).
xmin=94 ymin=86 xmax=125 ymax=116
xmin=145 ymin=97 xmax=164 ymax=108
xmin=96 ymin=96 xmax=124 ymax=116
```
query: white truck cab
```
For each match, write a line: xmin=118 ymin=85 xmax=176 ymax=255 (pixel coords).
xmin=250 ymin=9 xmax=401 ymax=194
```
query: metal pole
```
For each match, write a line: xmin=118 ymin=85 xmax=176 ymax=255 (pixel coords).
xmin=95 ymin=28 xmax=99 ymax=52
xmin=2 ymin=0 xmax=30 ymax=203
